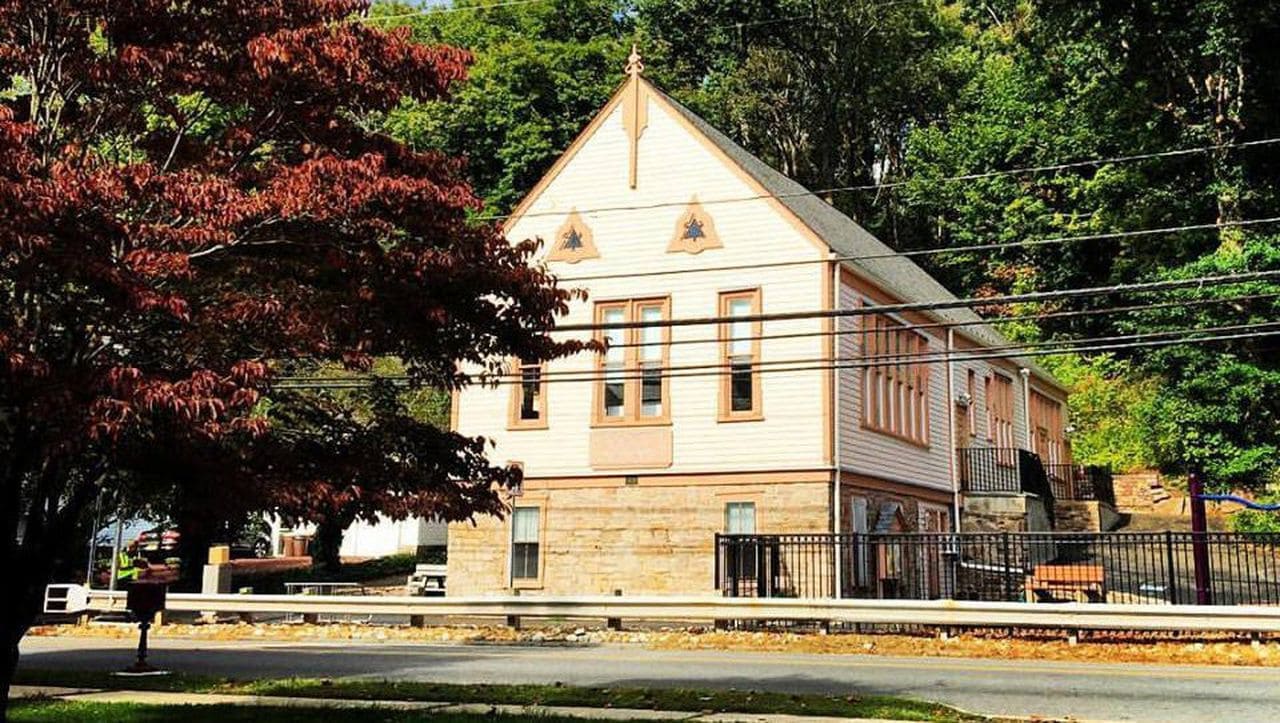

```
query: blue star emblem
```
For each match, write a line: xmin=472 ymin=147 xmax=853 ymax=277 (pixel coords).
xmin=562 ymin=228 xmax=583 ymax=249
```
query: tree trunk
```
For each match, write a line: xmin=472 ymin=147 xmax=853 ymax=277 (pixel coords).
xmin=1 ymin=544 xmax=49 ymax=722
xmin=312 ymin=515 xmax=349 ymax=574
xmin=1 ymin=622 xmax=20 ymax=722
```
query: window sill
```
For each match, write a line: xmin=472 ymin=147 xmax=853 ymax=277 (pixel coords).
xmin=512 ymin=579 xmax=543 ymax=590
xmin=860 ymin=422 xmax=931 ymax=450
xmin=590 ymin=418 xmax=673 ymax=429
xmin=507 ymin=421 xmax=550 ymax=431
xmin=717 ymin=412 xmax=764 ymax=423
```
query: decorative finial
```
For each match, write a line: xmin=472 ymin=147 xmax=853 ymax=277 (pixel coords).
xmin=624 ymin=44 xmax=644 ymax=78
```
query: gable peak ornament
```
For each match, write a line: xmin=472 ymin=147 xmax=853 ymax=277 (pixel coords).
xmin=667 ymin=197 xmax=723 ymax=255
xmin=546 ymin=209 xmax=600 ymax=264
xmin=621 ymin=44 xmax=648 ymax=190
xmin=624 ymin=44 xmax=645 ymax=78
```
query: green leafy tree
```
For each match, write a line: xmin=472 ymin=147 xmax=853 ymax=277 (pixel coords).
xmin=639 ymin=0 xmax=964 ymax=230
xmin=373 ymin=1 xmax=634 ymax=214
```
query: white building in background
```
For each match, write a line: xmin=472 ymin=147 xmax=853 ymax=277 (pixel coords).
xmin=268 ymin=516 xmax=446 ymax=559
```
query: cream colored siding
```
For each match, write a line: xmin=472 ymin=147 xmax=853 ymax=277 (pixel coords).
xmin=455 ymin=89 xmax=828 ymax=477
xmin=836 ymin=281 xmax=951 ymax=492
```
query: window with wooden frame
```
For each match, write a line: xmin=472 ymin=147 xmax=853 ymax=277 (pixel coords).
xmin=861 ymin=314 xmax=930 ymax=445
xmin=507 ymin=360 xmax=547 ymax=429
xmin=718 ymin=289 xmax=762 ymax=421
xmin=510 ymin=505 xmax=541 ymax=583
xmin=723 ymin=501 xmax=757 ymax=579
xmin=966 ymin=369 xmax=977 ymax=437
xmin=985 ymin=372 xmax=1016 ymax=465
xmin=1030 ymin=389 xmax=1067 ymax=467
xmin=593 ymin=298 xmax=670 ymax=425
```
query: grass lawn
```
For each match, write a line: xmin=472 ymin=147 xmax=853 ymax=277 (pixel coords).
xmin=9 ymin=700 xmax=603 ymax=722
xmin=14 ymin=669 xmax=985 ymax=722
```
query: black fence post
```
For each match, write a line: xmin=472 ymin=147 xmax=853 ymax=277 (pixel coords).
xmin=752 ymin=534 xmax=762 ymax=598
xmin=1001 ymin=532 xmax=1013 ymax=601
xmin=1164 ymin=530 xmax=1178 ymax=605
xmin=713 ymin=533 xmax=721 ymax=592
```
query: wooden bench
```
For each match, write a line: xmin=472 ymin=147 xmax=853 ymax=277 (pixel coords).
xmin=1025 ymin=564 xmax=1106 ymax=603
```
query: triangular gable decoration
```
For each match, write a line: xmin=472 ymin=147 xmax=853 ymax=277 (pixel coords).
xmin=667 ymin=197 xmax=723 ymax=255
xmin=546 ymin=209 xmax=600 ymax=264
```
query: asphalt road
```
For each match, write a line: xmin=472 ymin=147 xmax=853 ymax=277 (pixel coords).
xmin=19 ymin=636 xmax=1280 ymax=722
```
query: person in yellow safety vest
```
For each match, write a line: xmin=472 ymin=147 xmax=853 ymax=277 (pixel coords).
xmin=116 ymin=550 xmax=141 ymax=582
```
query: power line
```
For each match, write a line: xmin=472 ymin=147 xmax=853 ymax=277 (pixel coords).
xmin=555 ymin=216 xmax=1280 ymax=283
xmin=271 ymin=323 xmax=1280 ymax=390
xmin=502 ymin=319 xmax=1280 ymax=381
xmin=486 ymin=137 xmax=1280 ymax=222
xmin=569 ymin=291 xmax=1280 ymax=350
xmin=553 ymin=270 xmax=1280 ymax=333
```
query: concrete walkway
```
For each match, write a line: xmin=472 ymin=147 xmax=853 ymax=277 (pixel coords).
xmin=8 ymin=685 xmax=896 ymax=722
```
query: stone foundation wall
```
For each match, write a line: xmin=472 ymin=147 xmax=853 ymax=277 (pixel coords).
xmin=960 ymin=494 xmax=1050 ymax=533
xmin=1113 ymin=472 xmax=1164 ymax=512
xmin=1055 ymin=500 xmax=1122 ymax=532
xmin=447 ymin=480 xmax=831 ymax=596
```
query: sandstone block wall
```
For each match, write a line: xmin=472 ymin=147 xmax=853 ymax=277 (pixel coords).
xmin=447 ymin=480 xmax=830 ymax=596
xmin=1055 ymin=500 xmax=1123 ymax=532
xmin=961 ymin=494 xmax=1050 ymax=534
xmin=1113 ymin=472 xmax=1164 ymax=512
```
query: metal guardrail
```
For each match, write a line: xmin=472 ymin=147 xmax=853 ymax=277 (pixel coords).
xmin=43 ymin=585 xmax=1280 ymax=633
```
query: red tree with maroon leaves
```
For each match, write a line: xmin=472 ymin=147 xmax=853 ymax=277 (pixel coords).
xmin=0 ymin=1 xmax=581 ymax=707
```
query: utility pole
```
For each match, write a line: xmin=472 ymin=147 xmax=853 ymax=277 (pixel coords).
xmin=85 ymin=488 xmax=104 ymax=587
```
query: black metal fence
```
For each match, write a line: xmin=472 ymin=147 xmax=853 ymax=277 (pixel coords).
xmin=715 ymin=532 xmax=1280 ymax=605
xmin=959 ymin=446 xmax=1114 ymax=506
xmin=957 ymin=447 xmax=1022 ymax=494
xmin=1044 ymin=463 xmax=1116 ymax=505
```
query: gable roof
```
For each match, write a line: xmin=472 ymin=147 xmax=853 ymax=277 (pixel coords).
xmin=650 ymin=84 xmax=1063 ymax=391
xmin=503 ymin=73 xmax=1064 ymax=392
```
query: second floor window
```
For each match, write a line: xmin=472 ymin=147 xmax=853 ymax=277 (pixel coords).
xmin=595 ymin=298 xmax=670 ymax=424
xmin=862 ymin=314 xmax=930 ymax=445
xmin=966 ymin=369 xmax=977 ymax=437
xmin=986 ymin=372 xmax=1016 ymax=463
xmin=508 ymin=361 xmax=546 ymax=429
xmin=1030 ymin=389 xmax=1066 ymax=466
xmin=719 ymin=289 xmax=762 ymax=420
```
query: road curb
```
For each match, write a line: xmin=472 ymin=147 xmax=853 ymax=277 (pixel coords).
xmin=11 ymin=687 xmax=905 ymax=722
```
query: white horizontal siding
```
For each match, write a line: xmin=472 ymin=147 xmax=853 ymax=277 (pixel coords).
xmin=456 ymin=89 xmax=828 ymax=477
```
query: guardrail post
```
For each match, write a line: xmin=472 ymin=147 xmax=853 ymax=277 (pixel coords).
xmin=1165 ymin=530 xmax=1178 ymax=605
xmin=506 ymin=588 xmax=521 ymax=630
xmin=607 ymin=588 xmax=623 ymax=631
